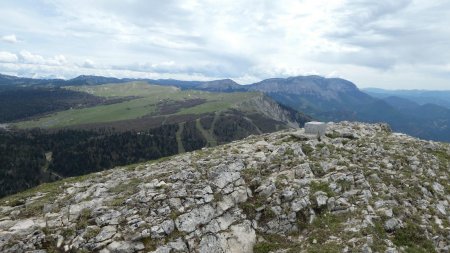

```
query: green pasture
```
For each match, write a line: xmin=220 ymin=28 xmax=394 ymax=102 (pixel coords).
xmin=14 ymin=82 xmax=259 ymax=129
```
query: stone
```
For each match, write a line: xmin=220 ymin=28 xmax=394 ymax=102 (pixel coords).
xmin=221 ymin=222 xmax=256 ymax=253
xmin=168 ymin=238 xmax=188 ymax=251
xmin=1 ymin=122 xmax=448 ymax=253
xmin=432 ymin=182 xmax=444 ymax=195
xmin=106 ymin=241 xmax=144 ymax=253
xmin=281 ymin=190 xmax=295 ymax=202
xmin=384 ymin=218 xmax=401 ymax=232
xmin=291 ymin=197 xmax=309 ymax=212
xmin=175 ymin=204 xmax=216 ymax=232
xmin=209 ymin=163 xmax=243 ymax=189
xmin=161 ymin=219 xmax=175 ymax=235
xmin=9 ymin=219 xmax=35 ymax=232
xmin=256 ymin=183 xmax=276 ymax=197
xmin=436 ymin=202 xmax=446 ymax=215
xmin=150 ymin=225 xmax=165 ymax=239
xmin=385 ymin=247 xmax=398 ymax=253
xmin=199 ymin=235 xmax=223 ymax=253
xmin=313 ymin=191 xmax=329 ymax=208
xmin=361 ymin=244 xmax=372 ymax=253
xmin=94 ymin=226 xmax=116 ymax=242
xmin=96 ymin=210 xmax=122 ymax=226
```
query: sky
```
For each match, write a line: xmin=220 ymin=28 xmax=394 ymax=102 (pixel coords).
xmin=1 ymin=0 xmax=450 ymax=89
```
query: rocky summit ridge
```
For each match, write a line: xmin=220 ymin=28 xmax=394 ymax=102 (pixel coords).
xmin=0 ymin=122 xmax=449 ymax=253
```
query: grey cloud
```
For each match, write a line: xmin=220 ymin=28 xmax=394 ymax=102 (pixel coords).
xmin=321 ymin=0 xmax=450 ymax=70
xmin=1 ymin=0 xmax=450 ymax=89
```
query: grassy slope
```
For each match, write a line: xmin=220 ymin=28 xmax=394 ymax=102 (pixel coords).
xmin=195 ymin=118 xmax=217 ymax=147
xmin=66 ymin=82 xmax=178 ymax=98
xmin=13 ymin=82 xmax=259 ymax=129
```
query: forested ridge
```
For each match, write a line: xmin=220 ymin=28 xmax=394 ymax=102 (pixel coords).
xmin=0 ymin=109 xmax=298 ymax=198
xmin=0 ymin=86 xmax=127 ymax=123
xmin=0 ymin=126 xmax=179 ymax=198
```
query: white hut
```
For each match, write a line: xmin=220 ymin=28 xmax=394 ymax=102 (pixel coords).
xmin=304 ymin=121 xmax=327 ymax=136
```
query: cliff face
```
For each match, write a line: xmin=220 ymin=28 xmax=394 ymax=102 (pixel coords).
xmin=0 ymin=122 xmax=449 ymax=253
xmin=237 ymin=94 xmax=311 ymax=128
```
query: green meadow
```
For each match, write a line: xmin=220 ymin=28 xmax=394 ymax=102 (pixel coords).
xmin=14 ymin=82 xmax=258 ymax=129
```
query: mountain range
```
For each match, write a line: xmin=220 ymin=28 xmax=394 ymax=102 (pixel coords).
xmin=0 ymin=74 xmax=449 ymax=252
xmin=1 ymin=73 xmax=449 ymax=142
xmin=364 ymin=88 xmax=450 ymax=109
xmin=0 ymin=78 xmax=311 ymax=198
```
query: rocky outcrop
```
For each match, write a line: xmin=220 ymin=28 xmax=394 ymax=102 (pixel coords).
xmin=0 ymin=122 xmax=449 ymax=252
xmin=238 ymin=94 xmax=308 ymax=128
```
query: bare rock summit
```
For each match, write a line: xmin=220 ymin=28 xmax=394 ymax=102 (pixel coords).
xmin=0 ymin=122 xmax=449 ymax=252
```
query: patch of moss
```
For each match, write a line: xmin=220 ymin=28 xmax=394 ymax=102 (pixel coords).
xmin=253 ymin=233 xmax=299 ymax=253
xmin=285 ymin=148 xmax=295 ymax=157
xmin=393 ymin=222 xmax=436 ymax=253
xmin=0 ymin=173 xmax=93 ymax=216
xmin=275 ymin=175 xmax=289 ymax=189
xmin=169 ymin=210 xmax=181 ymax=220
xmin=316 ymin=143 xmax=326 ymax=149
xmin=307 ymin=242 xmax=341 ymax=253
xmin=108 ymin=196 xmax=127 ymax=207
xmin=360 ymin=220 xmax=387 ymax=251
xmin=260 ymin=208 xmax=277 ymax=223
xmin=240 ymin=202 xmax=257 ymax=220
xmin=336 ymin=179 xmax=352 ymax=192
xmin=310 ymin=163 xmax=326 ymax=177
xmin=164 ymin=228 xmax=187 ymax=243
xmin=242 ymin=168 xmax=259 ymax=183
xmin=302 ymin=143 xmax=314 ymax=156
xmin=253 ymin=241 xmax=281 ymax=253
xmin=431 ymin=150 xmax=450 ymax=170
xmin=142 ymin=237 xmax=158 ymax=251
xmin=308 ymin=212 xmax=349 ymax=245
xmin=76 ymin=208 xmax=93 ymax=230
xmin=61 ymin=227 xmax=76 ymax=238
xmin=325 ymin=131 xmax=341 ymax=139
xmin=83 ymin=226 xmax=100 ymax=241
xmin=41 ymin=236 xmax=60 ymax=253
xmin=108 ymin=178 xmax=141 ymax=194
xmin=310 ymin=181 xmax=334 ymax=197
xmin=239 ymin=194 xmax=266 ymax=220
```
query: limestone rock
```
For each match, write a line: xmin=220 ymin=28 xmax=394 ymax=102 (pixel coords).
xmin=0 ymin=122 xmax=448 ymax=253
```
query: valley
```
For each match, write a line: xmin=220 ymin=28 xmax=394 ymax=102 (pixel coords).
xmin=0 ymin=80 xmax=309 ymax=197
xmin=2 ymin=2 xmax=449 ymax=252
xmin=1 ymin=73 xmax=449 ymax=205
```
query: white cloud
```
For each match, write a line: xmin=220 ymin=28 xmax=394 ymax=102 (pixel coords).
xmin=0 ymin=0 xmax=450 ymax=89
xmin=19 ymin=50 xmax=46 ymax=64
xmin=0 ymin=34 xmax=18 ymax=43
xmin=18 ymin=50 xmax=67 ymax=66
xmin=0 ymin=51 xmax=18 ymax=63
xmin=82 ymin=59 xmax=95 ymax=68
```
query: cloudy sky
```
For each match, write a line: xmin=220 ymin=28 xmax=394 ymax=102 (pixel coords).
xmin=1 ymin=0 xmax=450 ymax=89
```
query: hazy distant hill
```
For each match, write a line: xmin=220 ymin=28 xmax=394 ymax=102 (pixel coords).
xmin=364 ymin=88 xmax=450 ymax=109
xmin=1 ymin=73 xmax=450 ymax=142
xmin=247 ymin=76 xmax=374 ymax=121
xmin=244 ymin=76 xmax=450 ymax=142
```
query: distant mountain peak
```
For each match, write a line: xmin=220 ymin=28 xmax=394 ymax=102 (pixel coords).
xmin=248 ymin=75 xmax=363 ymax=99
xmin=196 ymin=78 xmax=245 ymax=91
xmin=68 ymin=75 xmax=123 ymax=85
